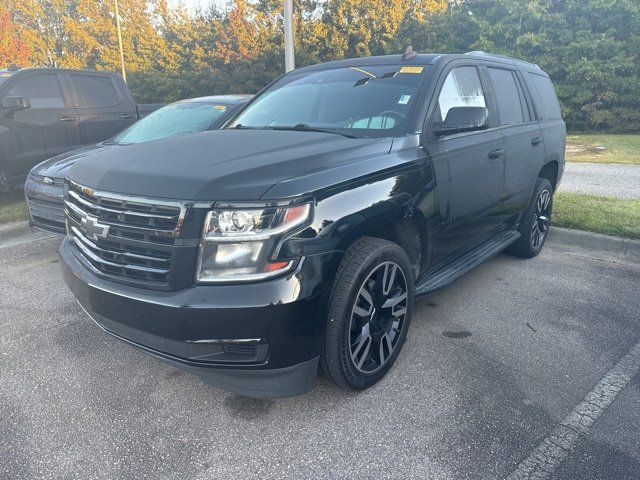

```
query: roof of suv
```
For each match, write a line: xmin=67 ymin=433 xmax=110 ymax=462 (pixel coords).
xmin=294 ymin=51 xmax=542 ymax=74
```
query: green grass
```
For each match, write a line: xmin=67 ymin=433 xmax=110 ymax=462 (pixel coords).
xmin=0 ymin=191 xmax=29 ymax=225
xmin=553 ymin=191 xmax=640 ymax=239
xmin=566 ymin=134 xmax=640 ymax=165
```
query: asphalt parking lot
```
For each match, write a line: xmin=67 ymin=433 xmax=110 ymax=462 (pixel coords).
xmin=1 ymin=223 xmax=639 ymax=480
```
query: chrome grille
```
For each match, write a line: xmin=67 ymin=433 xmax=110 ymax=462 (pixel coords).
xmin=65 ymin=180 xmax=186 ymax=286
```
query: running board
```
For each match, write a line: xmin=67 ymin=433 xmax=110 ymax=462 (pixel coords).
xmin=415 ymin=230 xmax=520 ymax=296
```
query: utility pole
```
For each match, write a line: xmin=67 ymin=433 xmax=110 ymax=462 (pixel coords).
xmin=283 ymin=0 xmax=295 ymax=72
xmin=114 ymin=0 xmax=127 ymax=82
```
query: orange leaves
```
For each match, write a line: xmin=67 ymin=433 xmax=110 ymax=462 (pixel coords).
xmin=0 ymin=8 xmax=30 ymax=66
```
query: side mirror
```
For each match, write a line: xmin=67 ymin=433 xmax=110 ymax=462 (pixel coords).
xmin=1 ymin=96 xmax=31 ymax=111
xmin=433 ymin=106 xmax=488 ymax=136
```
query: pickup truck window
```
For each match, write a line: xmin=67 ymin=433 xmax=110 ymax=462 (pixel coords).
xmin=435 ymin=66 xmax=486 ymax=122
xmin=108 ymin=101 xmax=230 ymax=145
xmin=230 ymin=65 xmax=426 ymax=138
xmin=70 ymin=74 xmax=120 ymax=108
xmin=7 ymin=74 xmax=65 ymax=108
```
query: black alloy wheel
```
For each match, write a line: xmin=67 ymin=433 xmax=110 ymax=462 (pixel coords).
xmin=349 ymin=261 xmax=408 ymax=374
xmin=321 ymin=237 xmax=414 ymax=391
xmin=507 ymin=177 xmax=554 ymax=258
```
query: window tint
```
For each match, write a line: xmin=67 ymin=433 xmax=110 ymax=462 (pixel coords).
xmin=487 ymin=68 xmax=525 ymax=125
xmin=528 ymin=73 xmax=562 ymax=120
xmin=230 ymin=65 xmax=425 ymax=138
xmin=70 ymin=74 xmax=119 ymax=107
xmin=8 ymin=74 xmax=65 ymax=108
xmin=436 ymin=67 xmax=487 ymax=122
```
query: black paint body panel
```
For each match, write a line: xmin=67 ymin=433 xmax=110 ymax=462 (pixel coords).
xmin=59 ymin=53 xmax=566 ymax=397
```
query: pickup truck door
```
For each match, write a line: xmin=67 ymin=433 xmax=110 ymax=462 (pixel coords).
xmin=426 ymin=65 xmax=505 ymax=262
xmin=65 ymin=72 xmax=138 ymax=145
xmin=1 ymin=72 xmax=81 ymax=180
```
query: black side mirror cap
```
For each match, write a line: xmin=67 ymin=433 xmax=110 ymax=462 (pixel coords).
xmin=1 ymin=96 xmax=31 ymax=111
xmin=434 ymin=106 xmax=488 ymax=136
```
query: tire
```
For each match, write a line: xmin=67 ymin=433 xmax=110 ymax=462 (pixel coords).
xmin=507 ymin=178 xmax=553 ymax=258
xmin=321 ymin=236 xmax=414 ymax=391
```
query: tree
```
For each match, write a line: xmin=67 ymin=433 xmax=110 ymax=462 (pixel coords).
xmin=0 ymin=8 xmax=30 ymax=66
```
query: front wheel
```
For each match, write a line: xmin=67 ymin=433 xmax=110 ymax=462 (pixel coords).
xmin=321 ymin=237 xmax=414 ymax=391
xmin=507 ymin=178 xmax=553 ymax=258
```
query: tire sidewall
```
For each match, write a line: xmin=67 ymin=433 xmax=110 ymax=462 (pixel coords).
xmin=329 ymin=241 xmax=414 ymax=390
xmin=526 ymin=178 xmax=553 ymax=256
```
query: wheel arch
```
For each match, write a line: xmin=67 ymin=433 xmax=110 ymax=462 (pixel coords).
xmin=538 ymin=161 xmax=559 ymax=191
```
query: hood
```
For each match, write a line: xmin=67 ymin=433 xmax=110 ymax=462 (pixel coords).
xmin=30 ymin=144 xmax=117 ymax=179
xmin=67 ymin=130 xmax=392 ymax=201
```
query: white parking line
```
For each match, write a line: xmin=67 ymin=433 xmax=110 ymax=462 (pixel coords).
xmin=507 ymin=341 xmax=640 ymax=479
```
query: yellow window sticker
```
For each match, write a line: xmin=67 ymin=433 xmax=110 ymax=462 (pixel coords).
xmin=214 ymin=105 xmax=227 ymax=110
xmin=399 ymin=66 xmax=424 ymax=74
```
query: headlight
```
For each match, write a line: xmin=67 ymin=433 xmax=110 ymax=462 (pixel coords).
xmin=196 ymin=203 xmax=311 ymax=282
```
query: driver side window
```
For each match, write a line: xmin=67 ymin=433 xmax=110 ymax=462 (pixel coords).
xmin=434 ymin=67 xmax=487 ymax=127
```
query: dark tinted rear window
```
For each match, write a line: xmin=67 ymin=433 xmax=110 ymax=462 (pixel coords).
xmin=487 ymin=67 xmax=525 ymax=125
xmin=528 ymin=73 xmax=562 ymax=120
xmin=71 ymin=74 xmax=120 ymax=107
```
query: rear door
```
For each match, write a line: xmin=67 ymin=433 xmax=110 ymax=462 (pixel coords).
xmin=484 ymin=66 xmax=545 ymax=219
xmin=2 ymin=72 xmax=81 ymax=179
xmin=426 ymin=64 xmax=506 ymax=262
xmin=66 ymin=72 xmax=138 ymax=144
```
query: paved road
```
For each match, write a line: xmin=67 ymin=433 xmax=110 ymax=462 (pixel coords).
xmin=1 ymin=228 xmax=639 ymax=479
xmin=559 ymin=162 xmax=640 ymax=199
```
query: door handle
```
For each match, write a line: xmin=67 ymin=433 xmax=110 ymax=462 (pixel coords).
xmin=488 ymin=149 xmax=504 ymax=159
xmin=58 ymin=116 xmax=76 ymax=122
xmin=120 ymin=113 xmax=135 ymax=119
xmin=531 ymin=136 xmax=543 ymax=145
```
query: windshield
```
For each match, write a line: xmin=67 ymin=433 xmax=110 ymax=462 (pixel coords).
xmin=109 ymin=101 xmax=232 ymax=145
xmin=229 ymin=65 xmax=427 ymax=138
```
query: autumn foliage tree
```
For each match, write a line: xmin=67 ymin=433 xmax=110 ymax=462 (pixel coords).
xmin=0 ymin=7 xmax=30 ymax=66
xmin=3 ymin=0 xmax=640 ymax=131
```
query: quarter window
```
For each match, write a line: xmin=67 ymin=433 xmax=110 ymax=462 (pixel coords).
xmin=8 ymin=74 xmax=65 ymax=109
xmin=70 ymin=74 xmax=120 ymax=108
xmin=436 ymin=67 xmax=487 ymax=122
xmin=528 ymin=73 xmax=562 ymax=120
xmin=487 ymin=68 xmax=525 ymax=125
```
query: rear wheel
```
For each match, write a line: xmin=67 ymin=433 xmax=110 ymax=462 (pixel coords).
xmin=508 ymin=178 xmax=553 ymax=258
xmin=321 ymin=237 xmax=414 ymax=391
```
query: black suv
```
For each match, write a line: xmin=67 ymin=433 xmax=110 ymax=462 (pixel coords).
xmin=60 ymin=52 xmax=566 ymax=398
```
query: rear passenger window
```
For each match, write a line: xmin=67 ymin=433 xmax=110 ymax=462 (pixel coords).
xmin=436 ymin=66 xmax=487 ymax=122
xmin=8 ymin=74 xmax=65 ymax=109
xmin=70 ymin=74 xmax=120 ymax=107
xmin=487 ymin=68 xmax=525 ymax=125
xmin=528 ymin=73 xmax=562 ymax=120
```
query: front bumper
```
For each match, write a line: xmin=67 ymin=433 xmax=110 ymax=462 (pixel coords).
xmin=24 ymin=176 xmax=65 ymax=234
xmin=60 ymin=238 xmax=336 ymax=398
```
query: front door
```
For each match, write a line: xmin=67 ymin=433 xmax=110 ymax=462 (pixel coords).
xmin=427 ymin=65 xmax=505 ymax=262
xmin=3 ymin=72 xmax=81 ymax=179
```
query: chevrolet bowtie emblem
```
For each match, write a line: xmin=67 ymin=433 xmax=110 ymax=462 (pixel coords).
xmin=81 ymin=215 xmax=110 ymax=241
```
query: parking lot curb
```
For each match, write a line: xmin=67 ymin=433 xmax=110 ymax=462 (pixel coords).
xmin=548 ymin=227 xmax=640 ymax=266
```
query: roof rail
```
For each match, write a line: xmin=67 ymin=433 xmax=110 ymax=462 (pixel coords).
xmin=465 ymin=51 xmax=541 ymax=69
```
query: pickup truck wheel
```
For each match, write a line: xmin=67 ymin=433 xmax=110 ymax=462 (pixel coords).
xmin=321 ymin=237 xmax=414 ymax=391
xmin=508 ymin=178 xmax=553 ymax=258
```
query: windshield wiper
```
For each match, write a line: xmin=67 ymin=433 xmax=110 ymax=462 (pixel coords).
xmin=265 ymin=124 xmax=358 ymax=139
